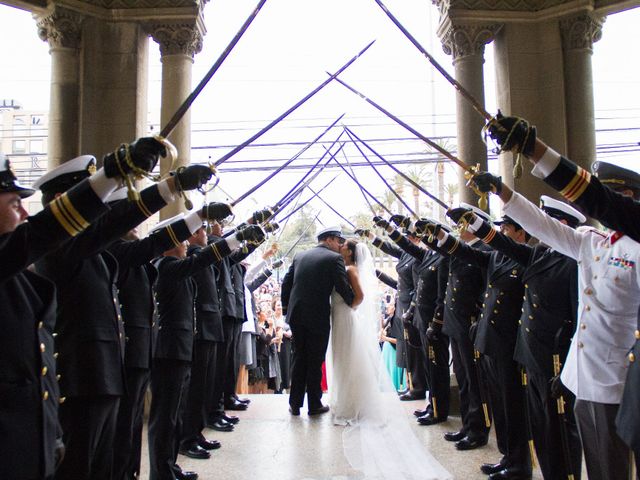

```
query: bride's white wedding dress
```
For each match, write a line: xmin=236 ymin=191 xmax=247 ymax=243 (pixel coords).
xmin=327 ymin=243 xmax=451 ymax=480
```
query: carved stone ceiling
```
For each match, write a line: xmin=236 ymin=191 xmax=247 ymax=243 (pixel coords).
xmin=81 ymin=0 xmax=198 ymax=7
xmin=443 ymin=0 xmax=569 ymax=11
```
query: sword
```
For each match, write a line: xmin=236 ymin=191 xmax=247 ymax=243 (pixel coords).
xmin=228 ymin=114 xmax=344 ymax=207
xmin=276 ymin=175 xmax=339 ymax=224
xmin=332 ymin=78 xmax=489 ymax=208
xmin=280 ymin=211 xmax=321 ymax=260
xmin=323 ymin=147 xmax=393 ymax=215
xmin=521 ymin=369 xmax=538 ymax=469
xmin=344 ymin=127 xmax=449 ymax=210
xmin=371 ymin=0 xmax=494 ymax=124
xmin=553 ymin=354 xmax=575 ymax=480
xmin=343 ymin=126 xmax=418 ymax=219
xmin=213 ymin=40 xmax=375 ymax=167
xmin=340 ymin=147 xmax=377 ymax=216
xmin=473 ymin=348 xmax=492 ymax=428
xmin=160 ymin=0 xmax=268 ymax=138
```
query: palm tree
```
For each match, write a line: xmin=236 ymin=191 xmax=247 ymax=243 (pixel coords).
xmin=405 ymin=166 xmax=431 ymax=216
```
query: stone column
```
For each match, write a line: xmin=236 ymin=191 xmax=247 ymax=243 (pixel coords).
xmin=149 ymin=23 xmax=203 ymax=219
xmin=440 ymin=22 xmax=502 ymax=209
xmin=560 ymin=12 xmax=604 ymax=172
xmin=36 ymin=6 xmax=84 ymax=168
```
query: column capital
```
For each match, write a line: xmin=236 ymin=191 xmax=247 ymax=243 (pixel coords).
xmin=560 ymin=12 xmax=605 ymax=52
xmin=36 ymin=6 xmax=85 ymax=49
xmin=439 ymin=21 xmax=502 ymax=61
xmin=147 ymin=22 xmax=204 ymax=57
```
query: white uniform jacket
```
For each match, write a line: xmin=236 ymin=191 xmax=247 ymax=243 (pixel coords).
xmin=503 ymin=191 xmax=639 ymax=403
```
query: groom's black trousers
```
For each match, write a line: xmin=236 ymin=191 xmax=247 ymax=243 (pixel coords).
xmin=289 ymin=324 xmax=330 ymax=411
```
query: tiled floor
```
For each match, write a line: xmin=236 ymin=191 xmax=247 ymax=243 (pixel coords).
xmin=138 ymin=394 xmax=560 ymax=479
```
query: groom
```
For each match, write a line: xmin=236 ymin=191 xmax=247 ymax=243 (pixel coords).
xmin=281 ymin=226 xmax=355 ymax=415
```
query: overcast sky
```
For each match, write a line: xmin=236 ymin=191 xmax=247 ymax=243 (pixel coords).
xmin=1 ymin=1 xmax=639 ymax=226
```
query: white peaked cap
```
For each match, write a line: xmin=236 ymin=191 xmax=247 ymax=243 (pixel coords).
xmin=540 ymin=195 xmax=586 ymax=225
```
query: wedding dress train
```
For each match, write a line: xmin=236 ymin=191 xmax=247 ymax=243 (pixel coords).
xmin=327 ymin=244 xmax=451 ymax=480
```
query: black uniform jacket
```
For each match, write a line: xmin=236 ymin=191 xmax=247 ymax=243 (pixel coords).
xmin=543 ymin=155 xmax=640 ymax=450
xmin=372 ymin=237 xmax=416 ymax=342
xmin=386 ymin=230 xmax=449 ymax=332
xmin=109 ymin=218 xmax=193 ymax=369
xmin=208 ymin=234 xmax=254 ymax=323
xmin=472 ymin=220 xmax=578 ymax=376
xmin=36 ymin=185 xmax=168 ymax=397
xmin=441 ymin=235 xmax=524 ymax=360
xmin=1 ymin=181 xmax=109 ymax=478
xmin=187 ymin=243 xmax=225 ymax=342
xmin=154 ymin=239 xmax=233 ymax=362
xmin=281 ymin=244 xmax=354 ymax=336
xmin=435 ymin=239 xmax=488 ymax=341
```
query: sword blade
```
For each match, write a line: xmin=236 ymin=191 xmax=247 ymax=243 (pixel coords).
xmin=276 ymin=175 xmax=339 ymax=223
xmin=308 ymin=186 xmax=356 ymax=228
xmin=160 ymin=0 xmax=268 ymax=138
xmin=344 ymin=126 xmax=449 ymax=210
xmin=372 ymin=0 xmax=492 ymax=122
xmin=229 ymin=114 xmax=344 ymax=206
xmin=281 ymin=211 xmax=321 ymax=259
xmin=214 ymin=40 xmax=375 ymax=167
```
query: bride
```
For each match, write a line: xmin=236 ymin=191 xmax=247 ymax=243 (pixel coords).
xmin=327 ymin=239 xmax=451 ymax=480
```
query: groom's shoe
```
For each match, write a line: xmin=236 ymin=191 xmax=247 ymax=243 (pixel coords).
xmin=399 ymin=391 xmax=426 ymax=401
xmin=413 ymin=408 xmax=428 ymax=418
xmin=289 ymin=406 xmax=300 ymax=416
xmin=308 ymin=405 xmax=330 ymax=416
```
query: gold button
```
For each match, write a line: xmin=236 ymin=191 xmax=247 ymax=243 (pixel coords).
xmin=629 ymin=353 xmax=636 ymax=363
xmin=525 ymin=284 xmax=528 ymax=288
xmin=54 ymin=353 xmax=59 ymax=359
xmin=485 ymin=293 xmax=489 ymax=298
xmin=491 ymin=320 xmax=495 ymax=325
xmin=56 ymin=374 xmax=61 ymax=381
xmin=43 ymin=391 xmax=49 ymax=401
xmin=533 ymin=304 xmax=538 ymax=308
xmin=525 ymin=328 xmax=530 ymax=333
xmin=578 ymin=342 xmax=584 ymax=348
xmin=493 ymin=309 xmax=498 ymax=314
xmin=41 ymin=366 xmax=48 ymax=376
xmin=635 ymin=330 xmax=640 ymax=339
xmin=488 ymin=284 xmax=493 ymax=288
xmin=581 ymin=323 xmax=586 ymax=330
xmin=40 ymin=343 xmax=46 ymax=353
xmin=59 ymin=397 xmax=66 ymax=404
xmin=497 ymin=300 xmax=501 ymax=304
xmin=119 ymin=333 xmax=123 ymax=339
xmin=38 ymin=321 xmax=44 ymax=329
xmin=518 ymin=320 xmax=522 ymax=325
xmin=529 ymin=315 xmax=533 ymax=320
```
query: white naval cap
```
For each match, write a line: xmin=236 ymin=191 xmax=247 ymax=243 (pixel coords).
xmin=540 ymin=195 xmax=586 ymax=227
xmin=317 ymin=225 xmax=345 ymax=241
xmin=459 ymin=202 xmax=491 ymax=222
xmin=33 ymin=155 xmax=96 ymax=193
xmin=0 ymin=154 xmax=35 ymax=198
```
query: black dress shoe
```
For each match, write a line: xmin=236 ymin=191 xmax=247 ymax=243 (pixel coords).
xmin=308 ymin=405 xmax=330 ymax=416
xmin=488 ymin=468 xmax=532 ymax=480
xmin=222 ymin=413 xmax=240 ymax=425
xmin=233 ymin=394 xmax=251 ymax=404
xmin=179 ymin=444 xmax=211 ymax=460
xmin=198 ymin=438 xmax=221 ymax=450
xmin=206 ymin=419 xmax=234 ymax=432
xmin=416 ymin=413 xmax=447 ymax=426
xmin=289 ymin=406 xmax=300 ymax=416
xmin=455 ymin=435 xmax=488 ymax=450
xmin=443 ymin=430 xmax=466 ymax=442
xmin=397 ymin=388 xmax=410 ymax=396
xmin=481 ymin=462 xmax=506 ymax=475
xmin=399 ymin=392 xmax=426 ymax=401
xmin=224 ymin=399 xmax=249 ymax=411
xmin=413 ymin=408 xmax=428 ymax=417
xmin=175 ymin=470 xmax=198 ymax=480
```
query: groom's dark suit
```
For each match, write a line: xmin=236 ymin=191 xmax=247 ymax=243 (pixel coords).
xmin=281 ymin=244 xmax=354 ymax=411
